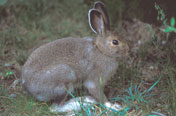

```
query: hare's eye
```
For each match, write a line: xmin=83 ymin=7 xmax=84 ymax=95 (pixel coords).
xmin=112 ymin=40 xmax=118 ymax=45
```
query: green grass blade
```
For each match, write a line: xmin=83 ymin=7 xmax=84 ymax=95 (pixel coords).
xmin=147 ymin=75 xmax=161 ymax=93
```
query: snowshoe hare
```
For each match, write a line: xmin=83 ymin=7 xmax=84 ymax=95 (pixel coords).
xmin=21 ymin=1 xmax=129 ymax=112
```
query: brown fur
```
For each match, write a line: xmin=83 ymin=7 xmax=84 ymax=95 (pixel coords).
xmin=21 ymin=2 xmax=129 ymax=104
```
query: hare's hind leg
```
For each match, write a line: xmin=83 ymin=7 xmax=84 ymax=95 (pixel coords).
xmin=50 ymin=64 xmax=76 ymax=103
xmin=47 ymin=64 xmax=77 ymax=112
xmin=50 ymin=83 xmax=76 ymax=113
xmin=54 ymin=83 xmax=74 ymax=105
xmin=32 ymin=82 xmax=67 ymax=102
xmin=26 ymin=64 xmax=76 ymax=102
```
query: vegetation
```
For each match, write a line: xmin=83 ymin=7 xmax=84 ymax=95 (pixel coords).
xmin=0 ymin=0 xmax=175 ymax=116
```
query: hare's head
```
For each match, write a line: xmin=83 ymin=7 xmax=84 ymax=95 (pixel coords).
xmin=88 ymin=1 xmax=129 ymax=58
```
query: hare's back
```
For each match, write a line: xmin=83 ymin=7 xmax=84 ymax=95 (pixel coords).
xmin=23 ymin=37 xmax=94 ymax=71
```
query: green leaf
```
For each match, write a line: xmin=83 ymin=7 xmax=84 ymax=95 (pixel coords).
xmin=0 ymin=0 xmax=7 ymax=6
xmin=164 ymin=27 xmax=173 ymax=33
xmin=171 ymin=17 xmax=175 ymax=27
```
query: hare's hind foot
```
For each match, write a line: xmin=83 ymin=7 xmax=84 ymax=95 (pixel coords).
xmin=104 ymin=102 xmax=122 ymax=112
xmin=49 ymin=97 xmax=121 ymax=114
xmin=49 ymin=96 xmax=96 ymax=113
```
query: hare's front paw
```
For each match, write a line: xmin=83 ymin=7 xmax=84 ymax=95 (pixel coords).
xmin=104 ymin=102 xmax=122 ymax=112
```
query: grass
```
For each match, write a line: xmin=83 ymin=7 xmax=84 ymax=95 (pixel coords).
xmin=0 ymin=0 xmax=176 ymax=116
xmin=0 ymin=85 xmax=54 ymax=116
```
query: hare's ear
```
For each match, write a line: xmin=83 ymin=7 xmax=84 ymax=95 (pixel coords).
xmin=88 ymin=9 xmax=107 ymax=35
xmin=94 ymin=1 xmax=110 ymax=30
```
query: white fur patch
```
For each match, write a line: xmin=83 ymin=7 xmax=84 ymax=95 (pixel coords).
xmin=50 ymin=96 xmax=96 ymax=113
xmin=84 ymin=81 xmax=96 ymax=89
xmin=105 ymin=102 xmax=111 ymax=107
xmin=104 ymin=102 xmax=121 ymax=111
